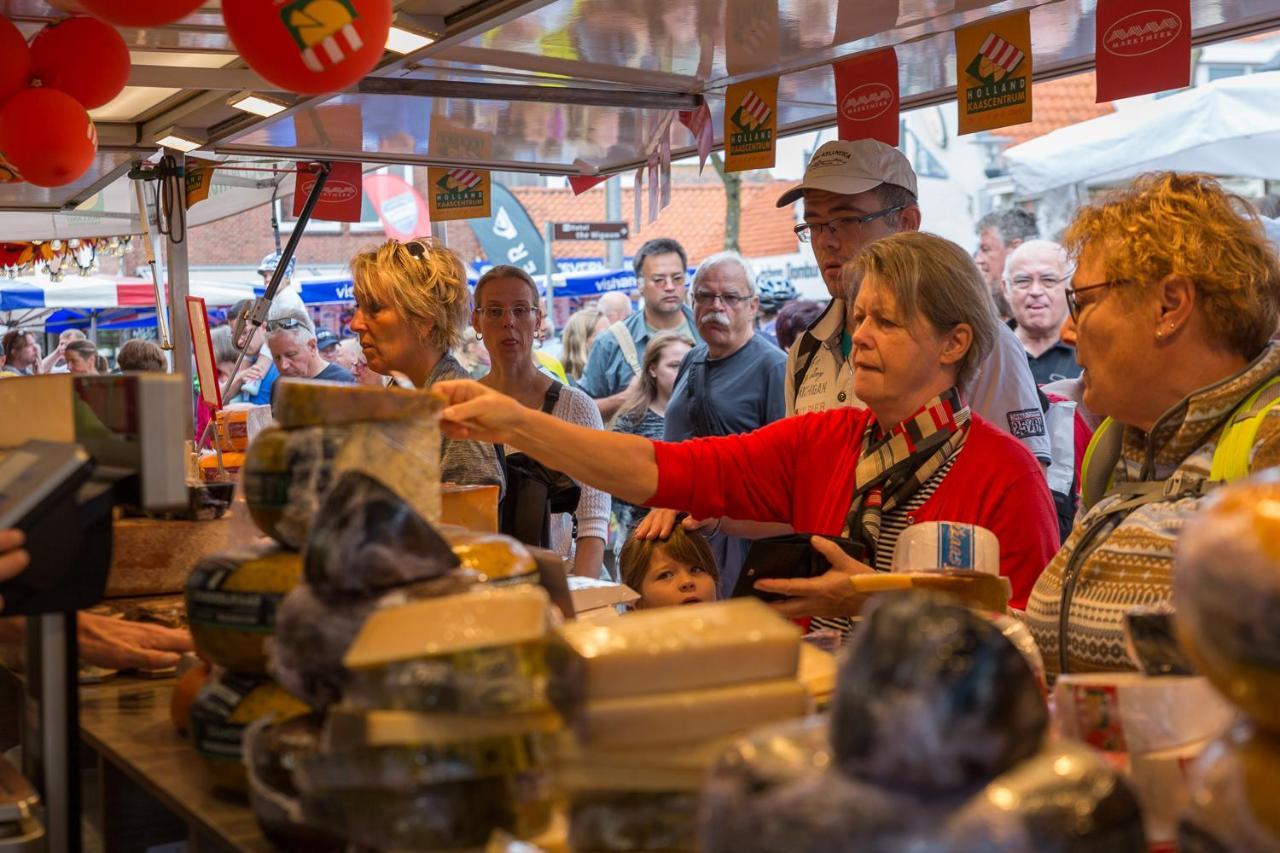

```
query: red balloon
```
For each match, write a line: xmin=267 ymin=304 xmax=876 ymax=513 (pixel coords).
xmin=223 ymin=0 xmax=392 ymax=96
xmin=30 ymin=17 xmax=132 ymax=110
xmin=0 ymin=16 xmax=31 ymax=105
xmin=76 ymin=0 xmax=203 ymax=27
xmin=0 ymin=88 xmax=98 ymax=188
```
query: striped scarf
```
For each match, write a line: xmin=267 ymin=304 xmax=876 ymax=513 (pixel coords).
xmin=842 ymin=387 xmax=971 ymax=565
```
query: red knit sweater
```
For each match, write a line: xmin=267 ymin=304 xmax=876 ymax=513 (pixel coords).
xmin=649 ymin=409 xmax=1059 ymax=609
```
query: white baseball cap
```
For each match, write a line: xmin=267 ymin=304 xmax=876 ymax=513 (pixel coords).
xmin=776 ymin=139 xmax=918 ymax=207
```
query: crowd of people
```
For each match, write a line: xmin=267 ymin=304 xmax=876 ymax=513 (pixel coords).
xmin=3 ymin=138 xmax=1279 ymax=683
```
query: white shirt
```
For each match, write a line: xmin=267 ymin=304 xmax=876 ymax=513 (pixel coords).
xmin=785 ymin=298 xmax=1051 ymax=461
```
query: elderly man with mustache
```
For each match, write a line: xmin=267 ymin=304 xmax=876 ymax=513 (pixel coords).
xmin=657 ymin=251 xmax=788 ymax=596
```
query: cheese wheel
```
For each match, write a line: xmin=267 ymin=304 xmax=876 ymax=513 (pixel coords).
xmin=185 ymin=544 xmax=304 ymax=674
xmin=832 ymin=591 xmax=1046 ymax=793
xmin=1174 ymin=475 xmax=1280 ymax=732
xmin=188 ymin=673 xmax=309 ymax=794
xmin=215 ymin=404 xmax=272 ymax=452
xmin=242 ymin=425 xmax=349 ymax=548
xmin=1179 ymin=724 xmax=1280 ymax=850
xmin=198 ymin=451 xmax=245 ymax=482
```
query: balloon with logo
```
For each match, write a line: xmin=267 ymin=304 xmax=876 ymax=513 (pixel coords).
xmin=222 ymin=0 xmax=393 ymax=95
xmin=30 ymin=16 xmax=132 ymax=110
xmin=0 ymin=88 xmax=98 ymax=188
xmin=76 ymin=0 xmax=204 ymax=26
xmin=0 ymin=15 xmax=31 ymax=105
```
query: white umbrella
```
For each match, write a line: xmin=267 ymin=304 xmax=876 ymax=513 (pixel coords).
xmin=1004 ymin=71 xmax=1280 ymax=197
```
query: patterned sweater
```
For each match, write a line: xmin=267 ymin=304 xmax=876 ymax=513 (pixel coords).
xmin=1023 ymin=344 xmax=1280 ymax=677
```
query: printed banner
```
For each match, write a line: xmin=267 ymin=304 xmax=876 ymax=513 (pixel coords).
xmin=363 ymin=173 xmax=430 ymax=240
xmin=956 ymin=11 xmax=1034 ymax=136
xmin=1095 ymin=0 xmax=1191 ymax=101
xmin=723 ymin=77 xmax=779 ymax=173
xmin=426 ymin=166 xmax=491 ymax=221
xmin=429 ymin=119 xmax=494 ymax=162
xmin=678 ymin=103 xmax=714 ymax=174
xmin=185 ymin=157 xmax=218 ymax=209
xmin=833 ymin=47 xmax=900 ymax=145
xmin=725 ymin=0 xmax=780 ymax=76
xmin=292 ymin=160 xmax=364 ymax=222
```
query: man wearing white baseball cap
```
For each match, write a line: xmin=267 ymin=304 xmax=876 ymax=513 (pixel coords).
xmin=780 ymin=139 xmax=1050 ymax=464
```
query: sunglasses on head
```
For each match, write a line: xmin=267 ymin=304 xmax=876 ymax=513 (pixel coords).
xmin=266 ymin=317 xmax=305 ymax=332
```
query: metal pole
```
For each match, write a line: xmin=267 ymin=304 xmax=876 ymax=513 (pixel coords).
xmin=26 ymin=613 xmax=79 ymax=853
xmin=544 ymin=222 xmax=556 ymax=336
xmin=164 ymin=153 xmax=194 ymax=439
xmin=133 ymin=179 xmax=173 ymax=350
xmin=605 ymin=177 xmax=623 ymax=270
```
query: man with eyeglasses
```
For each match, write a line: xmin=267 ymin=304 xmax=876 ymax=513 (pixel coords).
xmin=265 ymin=302 xmax=354 ymax=388
xmin=662 ymin=252 xmax=787 ymax=595
xmin=580 ymin=237 xmax=701 ymax=419
xmin=1003 ymin=240 xmax=1081 ymax=385
xmin=780 ymin=139 xmax=1050 ymax=464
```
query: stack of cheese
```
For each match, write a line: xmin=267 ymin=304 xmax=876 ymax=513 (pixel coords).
xmin=198 ymin=403 xmax=272 ymax=483
xmin=288 ymin=585 xmax=562 ymax=849
xmin=183 ymin=542 xmax=309 ymax=794
xmin=550 ymin=598 xmax=809 ymax=852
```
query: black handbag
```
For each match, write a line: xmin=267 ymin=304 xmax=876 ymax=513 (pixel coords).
xmin=497 ymin=382 xmax=582 ymax=549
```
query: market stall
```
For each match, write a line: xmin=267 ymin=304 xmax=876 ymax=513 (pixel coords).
xmin=3 ymin=0 xmax=1280 ymax=851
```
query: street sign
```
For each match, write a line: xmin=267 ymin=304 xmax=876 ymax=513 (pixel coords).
xmin=552 ymin=221 xmax=630 ymax=241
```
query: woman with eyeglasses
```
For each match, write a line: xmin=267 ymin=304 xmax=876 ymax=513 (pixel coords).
xmin=1022 ymin=172 xmax=1280 ymax=678
xmin=434 ymin=232 xmax=1059 ymax=619
xmin=472 ymin=265 xmax=609 ymax=579
xmin=349 ymin=239 xmax=504 ymax=494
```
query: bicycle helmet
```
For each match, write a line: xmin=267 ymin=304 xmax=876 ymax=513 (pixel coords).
xmin=757 ymin=276 xmax=798 ymax=313
xmin=257 ymin=250 xmax=297 ymax=279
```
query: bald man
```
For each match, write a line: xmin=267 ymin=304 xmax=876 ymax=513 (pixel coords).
xmin=596 ymin=291 xmax=632 ymax=325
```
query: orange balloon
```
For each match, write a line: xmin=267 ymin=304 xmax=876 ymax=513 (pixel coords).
xmin=223 ymin=0 xmax=392 ymax=95
xmin=77 ymin=0 xmax=203 ymax=27
xmin=0 ymin=88 xmax=98 ymax=188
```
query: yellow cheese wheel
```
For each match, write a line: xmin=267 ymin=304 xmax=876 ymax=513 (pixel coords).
xmin=189 ymin=673 xmax=309 ymax=794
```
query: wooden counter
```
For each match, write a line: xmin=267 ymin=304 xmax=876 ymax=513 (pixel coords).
xmin=77 ymin=674 xmax=270 ymax=852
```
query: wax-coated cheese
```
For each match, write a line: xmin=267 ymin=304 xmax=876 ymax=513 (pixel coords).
xmin=188 ymin=672 xmax=309 ymax=793
xmin=198 ymin=451 xmax=244 ymax=482
xmin=185 ymin=544 xmax=303 ymax=674
xmin=441 ymin=527 xmax=537 ymax=583
xmin=549 ymin=598 xmax=801 ymax=707
xmin=571 ymin=679 xmax=807 ymax=749
xmin=242 ymin=424 xmax=349 ymax=548
xmin=344 ymin=585 xmax=551 ymax=670
xmin=272 ymin=379 xmax=443 ymax=428
xmin=442 ymin=484 xmax=500 ymax=532
xmin=215 ymin=403 xmax=272 ymax=452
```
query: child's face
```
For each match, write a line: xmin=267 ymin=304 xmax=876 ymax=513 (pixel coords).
xmin=639 ymin=550 xmax=717 ymax=608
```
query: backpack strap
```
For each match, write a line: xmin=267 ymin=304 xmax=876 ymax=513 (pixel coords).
xmin=1079 ymin=416 xmax=1123 ymax=511
xmin=609 ymin=321 xmax=641 ymax=376
xmin=542 ymin=380 xmax=563 ymax=415
xmin=1209 ymin=375 xmax=1280 ymax=481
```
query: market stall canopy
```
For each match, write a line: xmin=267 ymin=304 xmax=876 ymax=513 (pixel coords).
xmin=0 ymin=273 xmax=251 ymax=309
xmin=3 ymin=0 xmax=1280 ymax=240
xmin=1004 ymin=70 xmax=1280 ymax=197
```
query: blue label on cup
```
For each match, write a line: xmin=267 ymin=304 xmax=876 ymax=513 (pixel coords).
xmin=936 ymin=522 xmax=974 ymax=570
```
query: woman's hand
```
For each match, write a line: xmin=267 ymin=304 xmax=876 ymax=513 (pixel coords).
xmin=77 ymin=614 xmax=194 ymax=671
xmin=755 ymin=536 xmax=875 ymax=619
xmin=0 ymin=529 xmax=29 ymax=612
xmin=436 ymin=379 xmax=531 ymax=444
xmin=633 ymin=509 xmax=718 ymax=541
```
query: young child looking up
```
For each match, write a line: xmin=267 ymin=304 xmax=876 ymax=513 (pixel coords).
xmin=619 ymin=524 xmax=720 ymax=609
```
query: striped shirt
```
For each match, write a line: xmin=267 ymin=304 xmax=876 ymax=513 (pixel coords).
xmin=810 ymin=454 xmax=959 ymax=635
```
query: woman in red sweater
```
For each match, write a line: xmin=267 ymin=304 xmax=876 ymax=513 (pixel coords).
xmin=437 ymin=232 xmax=1058 ymax=616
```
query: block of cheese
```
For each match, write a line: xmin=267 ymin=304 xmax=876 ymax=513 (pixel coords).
xmin=215 ymin=403 xmax=273 ymax=452
xmin=272 ymin=379 xmax=443 ymax=428
xmin=186 ymin=544 xmax=304 ymax=674
xmin=323 ymin=708 xmax=561 ymax=750
xmin=549 ymin=598 xmax=801 ymax=708
xmin=570 ymin=679 xmax=808 ymax=749
xmin=199 ymin=451 xmax=245 ymax=482
xmin=797 ymin=643 xmax=837 ymax=709
xmin=442 ymin=484 xmax=500 ymax=532
xmin=441 ymin=527 xmax=537 ymax=584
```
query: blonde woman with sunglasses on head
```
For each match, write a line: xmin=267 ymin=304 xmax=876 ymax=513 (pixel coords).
xmin=472 ymin=265 xmax=609 ymax=578
xmin=349 ymin=238 xmax=504 ymax=494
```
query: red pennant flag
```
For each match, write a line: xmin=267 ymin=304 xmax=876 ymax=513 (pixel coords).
xmin=568 ymin=174 xmax=608 ymax=195
xmin=293 ymin=161 xmax=364 ymax=222
xmin=363 ymin=173 xmax=430 ymax=240
xmin=833 ymin=48 xmax=900 ymax=146
xmin=678 ymin=103 xmax=714 ymax=174
xmin=1095 ymin=0 xmax=1191 ymax=101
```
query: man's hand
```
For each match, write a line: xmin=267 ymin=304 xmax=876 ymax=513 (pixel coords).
xmin=437 ymin=379 xmax=530 ymax=444
xmin=0 ymin=529 xmax=29 ymax=612
xmin=77 ymin=614 xmax=193 ymax=671
xmin=633 ymin=509 xmax=717 ymax=541
xmin=754 ymin=536 xmax=875 ymax=619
